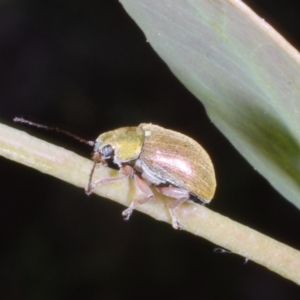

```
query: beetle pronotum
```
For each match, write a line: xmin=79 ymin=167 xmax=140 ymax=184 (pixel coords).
xmin=14 ymin=118 xmax=216 ymax=229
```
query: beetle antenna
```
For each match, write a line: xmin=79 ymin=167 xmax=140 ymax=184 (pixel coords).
xmin=13 ymin=117 xmax=95 ymax=146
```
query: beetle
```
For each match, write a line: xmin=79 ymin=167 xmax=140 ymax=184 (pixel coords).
xmin=86 ymin=123 xmax=216 ymax=229
xmin=13 ymin=118 xmax=216 ymax=229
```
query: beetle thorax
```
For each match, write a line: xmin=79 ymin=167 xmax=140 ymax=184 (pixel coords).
xmin=95 ymin=126 xmax=145 ymax=166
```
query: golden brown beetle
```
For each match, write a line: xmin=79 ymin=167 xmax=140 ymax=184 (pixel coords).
xmin=86 ymin=123 xmax=216 ymax=229
xmin=13 ymin=118 xmax=216 ymax=229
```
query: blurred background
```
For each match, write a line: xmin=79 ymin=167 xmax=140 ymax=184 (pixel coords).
xmin=1 ymin=0 xmax=300 ymax=299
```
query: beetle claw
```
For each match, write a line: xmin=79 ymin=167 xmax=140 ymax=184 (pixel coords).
xmin=122 ymin=211 xmax=130 ymax=220
xmin=85 ymin=184 xmax=95 ymax=195
xmin=122 ymin=201 xmax=135 ymax=220
xmin=122 ymin=208 xmax=133 ymax=220
xmin=171 ymin=215 xmax=184 ymax=230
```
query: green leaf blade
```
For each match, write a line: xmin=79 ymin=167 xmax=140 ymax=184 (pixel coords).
xmin=120 ymin=0 xmax=300 ymax=208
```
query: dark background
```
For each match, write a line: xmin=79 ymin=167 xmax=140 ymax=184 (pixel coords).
xmin=1 ymin=0 xmax=300 ymax=299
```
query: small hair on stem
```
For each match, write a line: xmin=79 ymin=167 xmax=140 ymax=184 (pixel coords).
xmin=13 ymin=117 xmax=95 ymax=146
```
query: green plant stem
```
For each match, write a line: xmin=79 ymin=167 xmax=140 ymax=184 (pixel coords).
xmin=1 ymin=122 xmax=300 ymax=284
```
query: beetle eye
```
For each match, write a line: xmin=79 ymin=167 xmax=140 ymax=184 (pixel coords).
xmin=101 ymin=144 xmax=114 ymax=159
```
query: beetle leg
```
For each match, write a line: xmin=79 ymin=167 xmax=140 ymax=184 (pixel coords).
xmin=86 ymin=165 xmax=134 ymax=195
xmin=156 ymin=186 xmax=190 ymax=230
xmin=122 ymin=174 xmax=154 ymax=220
xmin=133 ymin=174 xmax=154 ymax=203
